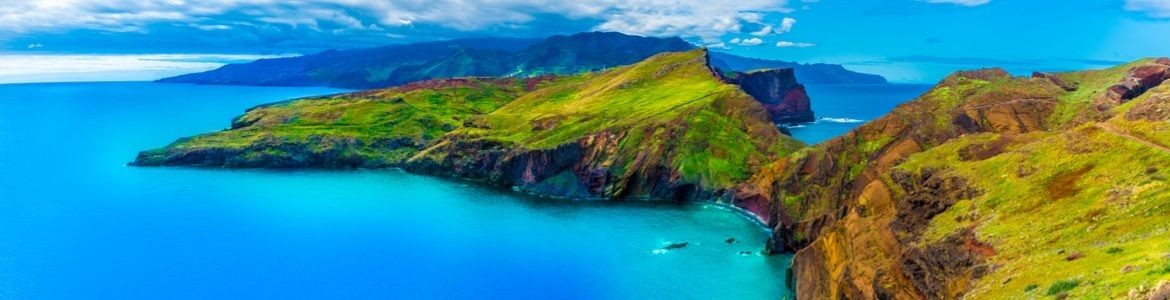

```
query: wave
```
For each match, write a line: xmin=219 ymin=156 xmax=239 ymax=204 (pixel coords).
xmin=817 ymin=117 xmax=866 ymax=123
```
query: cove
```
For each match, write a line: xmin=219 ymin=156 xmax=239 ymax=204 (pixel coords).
xmin=0 ymin=82 xmax=790 ymax=299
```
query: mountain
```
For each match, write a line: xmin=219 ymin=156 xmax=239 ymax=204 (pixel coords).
xmin=158 ymin=32 xmax=885 ymax=88
xmin=135 ymin=49 xmax=804 ymax=200
xmin=731 ymin=57 xmax=1170 ymax=299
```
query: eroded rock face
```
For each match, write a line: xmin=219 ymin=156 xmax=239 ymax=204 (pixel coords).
xmin=724 ymin=68 xmax=815 ymax=124
xmin=1102 ymin=58 xmax=1170 ymax=107
xmin=735 ymin=68 xmax=1063 ymax=300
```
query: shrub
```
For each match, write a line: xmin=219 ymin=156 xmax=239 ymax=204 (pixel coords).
xmin=1046 ymin=280 xmax=1079 ymax=296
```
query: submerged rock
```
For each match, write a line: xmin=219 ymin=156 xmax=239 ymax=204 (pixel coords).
xmin=661 ymin=242 xmax=690 ymax=250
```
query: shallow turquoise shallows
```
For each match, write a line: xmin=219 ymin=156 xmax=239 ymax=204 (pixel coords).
xmin=0 ymin=82 xmax=791 ymax=299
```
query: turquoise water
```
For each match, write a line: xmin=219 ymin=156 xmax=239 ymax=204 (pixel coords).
xmin=0 ymin=82 xmax=791 ymax=299
xmin=789 ymin=84 xmax=934 ymax=144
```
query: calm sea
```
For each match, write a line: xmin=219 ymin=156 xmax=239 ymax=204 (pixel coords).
xmin=790 ymin=84 xmax=934 ymax=144
xmin=0 ymin=82 xmax=791 ymax=299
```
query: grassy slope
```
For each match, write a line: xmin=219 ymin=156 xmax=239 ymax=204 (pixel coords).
xmin=135 ymin=78 xmax=552 ymax=166
xmin=139 ymin=49 xmax=801 ymax=191
xmin=891 ymin=62 xmax=1170 ymax=298
xmin=425 ymin=49 xmax=803 ymax=189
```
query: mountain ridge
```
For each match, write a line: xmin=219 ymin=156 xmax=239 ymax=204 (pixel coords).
xmin=158 ymin=32 xmax=886 ymax=89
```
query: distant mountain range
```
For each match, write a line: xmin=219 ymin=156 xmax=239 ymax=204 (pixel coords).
xmin=159 ymin=32 xmax=886 ymax=89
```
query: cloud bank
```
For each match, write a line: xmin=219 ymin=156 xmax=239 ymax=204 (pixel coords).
xmin=0 ymin=0 xmax=800 ymax=49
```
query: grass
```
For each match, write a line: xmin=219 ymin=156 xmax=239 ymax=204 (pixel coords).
xmin=436 ymin=49 xmax=802 ymax=189
xmin=897 ymin=123 xmax=1170 ymax=298
xmin=138 ymin=77 xmax=550 ymax=166
xmin=881 ymin=58 xmax=1170 ymax=298
xmin=1047 ymin=279 xmax=1080 ymax=296
xmin=1049 ymin=59 xmax=1152 ymax=127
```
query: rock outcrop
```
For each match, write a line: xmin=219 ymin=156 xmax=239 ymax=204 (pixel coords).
xmin=1094 ymin=58 xmax=1170 ymax=111
xmin=723 ymin=68 xmax=815 ymax=124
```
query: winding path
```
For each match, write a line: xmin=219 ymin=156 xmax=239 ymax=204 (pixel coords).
xmin=1096 ymin=122 xmax=1170 ymax=154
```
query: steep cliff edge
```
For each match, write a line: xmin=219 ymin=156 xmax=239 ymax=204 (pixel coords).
xmin=722 ymin=68 xmax=814 ymax=124
xmin=739 ymin=58 xmax=1170 ymax=299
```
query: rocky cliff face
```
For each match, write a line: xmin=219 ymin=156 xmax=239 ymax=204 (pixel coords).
xmin=723 ymin=68 xmax=815 ymax=124
xmin=738 ymin=58 xmax=1170 ymax=299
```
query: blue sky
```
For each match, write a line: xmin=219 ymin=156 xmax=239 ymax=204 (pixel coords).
xmin=1 ymin=0 xmax=1169 ymax=83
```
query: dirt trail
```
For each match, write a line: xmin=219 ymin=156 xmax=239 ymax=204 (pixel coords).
xmin=1096 ymin=122 xmax=1170 ymax=153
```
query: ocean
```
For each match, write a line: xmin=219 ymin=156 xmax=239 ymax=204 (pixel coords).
xmin=0 ymin=82 xmax=791 ymax=299
xmin=789 ymin=84 xmax=934 ymax=144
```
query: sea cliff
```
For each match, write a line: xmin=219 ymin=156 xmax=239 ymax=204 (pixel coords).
xmin=135 ymin=50 xmax=1170 ymax=299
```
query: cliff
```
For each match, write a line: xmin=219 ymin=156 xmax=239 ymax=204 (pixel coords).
xmin=404 ymin=49 xmax=803 ymax=201
xmin=735 ymin=58 xmax=1170 ymax=299
xmin=135 ymin=49 xmax=804 ymax=202
xmin=158 ymin=32 xmax=885 ymax=89
xmin=723 ymin=68 xmax=814 ymax=124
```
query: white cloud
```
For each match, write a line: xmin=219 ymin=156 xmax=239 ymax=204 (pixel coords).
xmin=27 ymin=43 xmax=43 ymax=49
xmin=1126 ymin=0 xmax=1170 ymax=18
xmin=920 ymin=0 xmax=990 ymax=6
xmin=776 ymin=41 xmax=815 ymax=47
xmin=0 ymin=0 xmax=796 ymax=43
xmin=777 ymin=17 xmax=797 ymax=34
xmin=732 ymin=37 xmax=763 ymax=46
xmin=750 ymin=25 xmax=773 ymax=36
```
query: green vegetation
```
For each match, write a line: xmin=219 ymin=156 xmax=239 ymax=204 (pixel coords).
xmin=1050 ymin=59 xmax=1153 ymax=126
xmin=135 ymin=78 xmax=552 ymax=167
xmin=1046 ymin=279 xmax=1080 ymax=296
xmin=893 ymin=65 xmax=1170 ymax=298
xmin=431 ymin=49 xmax=802 ymax=189
xmin=140 ymin=49 xmax=800 ymax=192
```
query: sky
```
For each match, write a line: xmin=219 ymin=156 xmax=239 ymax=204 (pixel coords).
xmin=1 ymin=0 xmax=1169 ymax=83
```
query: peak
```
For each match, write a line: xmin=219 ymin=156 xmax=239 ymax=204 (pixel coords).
xmin=942 ymin=68 xmax=1011 ymax=82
